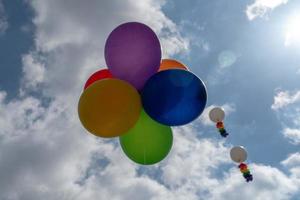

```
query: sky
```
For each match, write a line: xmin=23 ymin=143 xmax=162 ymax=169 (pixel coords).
xmin=0 ymin=0 xmax=300 ymax=199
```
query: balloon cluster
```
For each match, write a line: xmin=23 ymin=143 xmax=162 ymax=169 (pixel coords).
xmin=78 ymin=22 xmax=207 ymax=165
xmin=209 ymin=108 xmax=254 ymax=182
xmin=239 ymin=163 xmax=253 ymax=182
xmin=230 ymin=146 xmax=253 ymax=182
xmin=209 ymin=107 xmax=229 ymax=137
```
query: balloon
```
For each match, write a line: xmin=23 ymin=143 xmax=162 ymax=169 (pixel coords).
xmin=105 ymin=22 xmax=161 ymax=90
xmin=216 ymin=121 xmax=224 ymax=129
xmin=239 ymin=163 xmax=247 ymax=169
xmin=241 ymin=168 xmax=250 ymax=173
xmin=209 ymin=107 xmax=225 ymax=123
xmin=230 ymin=146 xmax=247 ymax=163
xmin=78 ymin=79 xmax=141 ymax=138
xmin=141 ymin=69 xmax=207 ymax=126
xmin=120 ymin=110 xmax=173 ymax=165
xmin=84 ymin=69 xmax=113 ymax=89
xmin=159 ymin=59 xmax=188 ymax=71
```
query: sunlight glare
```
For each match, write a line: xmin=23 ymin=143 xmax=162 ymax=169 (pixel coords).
xmin=285 ymin=14 xmax=300 ymax=46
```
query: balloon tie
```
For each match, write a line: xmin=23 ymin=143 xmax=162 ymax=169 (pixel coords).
xmin=238 ymin=163 xmax=253 ymax=182
xmin=216 ymin=121 xmax=229 ymax=138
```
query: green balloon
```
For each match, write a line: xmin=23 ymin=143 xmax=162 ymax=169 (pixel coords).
xmin=119 ymin=110 xmax=173 ymax=165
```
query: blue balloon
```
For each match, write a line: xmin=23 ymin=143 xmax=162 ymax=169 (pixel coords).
xmin=141 ymin=69 xmax=207 ymax=126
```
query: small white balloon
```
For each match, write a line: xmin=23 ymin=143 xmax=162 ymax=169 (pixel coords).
xmin=209 ymin=107 xmax=225 ymax=123
xmin=230 ymin=146 xmax=247 ymax=163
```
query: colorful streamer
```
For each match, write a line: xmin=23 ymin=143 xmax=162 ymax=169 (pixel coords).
xmin=216 ymin=121 xmax=229 ymax=138
xmin=238 ymin=163 xmax=253 ymax=182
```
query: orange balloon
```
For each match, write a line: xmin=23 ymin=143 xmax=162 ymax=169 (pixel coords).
xmin=78 ymin=79 xmax=141 ymax=138
xmin=158 ymin=59 xmax=188 ymax=71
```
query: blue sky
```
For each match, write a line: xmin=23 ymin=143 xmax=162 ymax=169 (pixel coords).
xmin=163 ymin=0 xmax=300 ymax=164
xmin=0 ymin=0 xmax=300 ymax=199
xmin=0 ymin=0 xmax=34 ymax=99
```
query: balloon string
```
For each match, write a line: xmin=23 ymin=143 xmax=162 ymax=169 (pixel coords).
xmin=216 ymin=121 xmax=229 ymax=138
xmin=238 ymin=163 xmax=253 ymax=182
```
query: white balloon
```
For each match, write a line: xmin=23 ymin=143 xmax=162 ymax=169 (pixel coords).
xmin=209 ymin=107 xmax=225 ymax=123
xmin=230 ymin=146 xmax=247 ymax=163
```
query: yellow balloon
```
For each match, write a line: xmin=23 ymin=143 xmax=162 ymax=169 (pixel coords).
xmin=78 ymin=79 xmax=141 ymax=138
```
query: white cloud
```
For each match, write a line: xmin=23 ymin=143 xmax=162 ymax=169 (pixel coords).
xmin=282 ymin=152 xmax=300 ymax=180
xmin=26 ymin=0 xmax=188 ymax=99
xmin=70 ymin=128 xmax=231 ymax=200
xmin=0 ymin=94 xmax=100 ymax=199
xmin=21 ymin=53 xmax=45 ymax=90
xmin=209 ymin=164 xmax=300 ymax=200
xmin=246 ymin=0 xmax=288 ymax=20
xmin=1 ymin=0 xmax=300 ymax=199
xmin=0 ymin=92 xmax=230 ymax=199
xmin=271 ymin=89 xmax=300 ymax=145
xmin=0 ymin=91 xmax=6 ymax=102
xmin=199 ymin=103 xmax=236 ymax=126
xmin=3 ymin=89 xmax=300 ymax=199
xmin=177 ymin=20 xmax=209 ymax=54
xmin=282 ymin=152 xmax=300 ymax=167
xmin=284 ymin=14 xmax=300 ymax=47
xmin=0 ymin=0 xmax=190 ymax=199
xmin=0 ymin=0 xmax=8 ymax=34
xmin=283 ymin=128 xmax=300 ymax=145
xmin=271 ymin=90 xmax=300 ymax=110
xmin=161 ymin=127 xmax=229 ymax=190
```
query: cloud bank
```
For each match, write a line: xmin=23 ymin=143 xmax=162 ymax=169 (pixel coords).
xmin=246 ymin=0 xmax=288 ymax=20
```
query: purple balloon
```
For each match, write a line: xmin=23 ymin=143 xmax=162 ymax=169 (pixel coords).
xmin=105 ymin=22 xmax=161 ymax=90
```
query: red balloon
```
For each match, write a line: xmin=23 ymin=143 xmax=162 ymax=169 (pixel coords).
xmin=238 ymin=163 xmax=247 ymax=169
xmin=216 ymin=121 xmax=224 ymax=129
xmin=84 ymin=69 xmax=113 ymax=89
